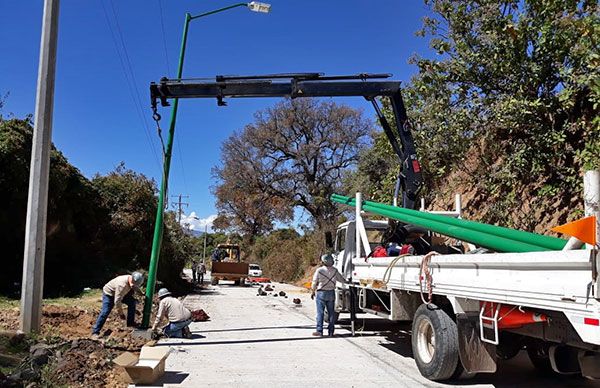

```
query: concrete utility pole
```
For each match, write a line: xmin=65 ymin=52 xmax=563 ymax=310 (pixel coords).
xmin=203 ymin=224 xmax=208 ymax=262
xmin=171 ymin=194 xmax=189 ymax=224
xmin=20 ymin=0 xmax=60 ymax=333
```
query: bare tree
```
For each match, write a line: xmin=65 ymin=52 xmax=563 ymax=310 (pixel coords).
xmin=213 ymin=98 xmax=372 ymax=232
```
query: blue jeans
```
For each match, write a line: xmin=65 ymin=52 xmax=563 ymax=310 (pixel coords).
xmin=92 ymin=291 xmax=136 ymax=335
xmin=163 ymin=318 xmax=192 ymax=338
xmin=315 ymin=290 xmax=336 ymax=335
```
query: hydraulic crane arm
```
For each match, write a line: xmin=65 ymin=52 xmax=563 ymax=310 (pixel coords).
xmin=149 ymin=73 xmax=423 ymax=208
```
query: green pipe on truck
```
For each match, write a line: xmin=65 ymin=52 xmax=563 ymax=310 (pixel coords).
xmin=331 ymin=194 xmax=566 ymax=253
xmin=331 ymin=194 xmax=566 ymax=251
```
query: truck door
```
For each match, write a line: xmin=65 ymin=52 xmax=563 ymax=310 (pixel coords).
xmin=333 ymin=224 xmax=355 ymax=279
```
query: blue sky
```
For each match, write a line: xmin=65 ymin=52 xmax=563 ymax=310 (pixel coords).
xmin=0 ymin=0 xmax=433 ymax=230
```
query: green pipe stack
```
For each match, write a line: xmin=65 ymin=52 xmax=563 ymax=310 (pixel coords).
xmin=331 ymin=194 xmax=567 ymax=253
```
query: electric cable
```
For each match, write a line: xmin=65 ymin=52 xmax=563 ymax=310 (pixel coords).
xmin=100 ymin=0 xmax=161 ymax=170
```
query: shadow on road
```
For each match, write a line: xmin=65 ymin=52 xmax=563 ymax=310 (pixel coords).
xmin=198 ymin=324 xmax=314 ymax=333
xmin=339 ymin=317 xmax=600 ymax=387
xmin=140 ymin=371 xmax=189 ymax=386
xmin=154 ymin=332 xmax=381 ymax=347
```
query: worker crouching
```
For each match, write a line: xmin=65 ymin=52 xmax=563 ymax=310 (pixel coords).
xmin=311 ymin=254 xmax=346 ymax=337
xmin=151 ymin=288 xmax=193 ymax=339
xmin=92 ymin=271 xmax=144 ymax=337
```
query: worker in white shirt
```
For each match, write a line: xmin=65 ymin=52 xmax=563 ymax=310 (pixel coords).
xmin=92 ymin=272 xmax=144 ymax=336
xmin=311 ymin=254 xmax=346 ymax=337
xmin=151 ymin=288 xmax=193 ymax=338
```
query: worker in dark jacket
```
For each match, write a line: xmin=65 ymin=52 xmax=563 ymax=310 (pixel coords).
xmin=311 ymin=254 xmax=346 ymax=337
xmin=191 ymin=259 xmax=199 ymax=283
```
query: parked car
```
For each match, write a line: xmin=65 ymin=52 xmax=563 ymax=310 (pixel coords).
xmin=248 ymin=264 xmax=263 ymax=277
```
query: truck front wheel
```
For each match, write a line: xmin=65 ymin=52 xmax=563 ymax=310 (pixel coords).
xmin=411 ymin=303 xmax=459 ymax=381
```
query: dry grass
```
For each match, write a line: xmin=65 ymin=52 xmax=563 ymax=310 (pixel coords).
xmin=0 ymin=289 xmax=103 ymax=311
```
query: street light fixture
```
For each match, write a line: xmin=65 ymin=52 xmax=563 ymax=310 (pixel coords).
xmin=248 ymin=1 xmax=271 ymax=13
xmin=143 ymin=2 xmax=270 ymax=327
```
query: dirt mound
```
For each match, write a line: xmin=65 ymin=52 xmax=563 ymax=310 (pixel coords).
xmin=0 ymin=303 xmax=154 ymax=387
xmin=51 ymin=339 xmax=124 ymax=387
xmin=191 ymin=309 xmax=210 ymax=322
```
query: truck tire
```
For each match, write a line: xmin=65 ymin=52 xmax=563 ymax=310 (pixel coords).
xmin=211 ymin=277 xmax=218 ymax=286
xmin=526 ymin=339 xmax=553 ymax=373
xmin=234 ymin=280 xmax=240 ymax=286
xmin=411 ymin=303 xmax=459 ymax=381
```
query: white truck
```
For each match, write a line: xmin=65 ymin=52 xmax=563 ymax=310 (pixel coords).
xmin=331 ymin=173 xmax=600 ymax=382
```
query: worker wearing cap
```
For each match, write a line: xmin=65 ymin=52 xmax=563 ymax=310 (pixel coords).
xmin=311 ymin=254 xmax=346 ymax=337
xmin=198 ymin=262 xmax=207 ymax=284
xmin=92 ymin=271 xmax=144 ymax=336
xmin=151 ymin=288 xmax=193 ymax=338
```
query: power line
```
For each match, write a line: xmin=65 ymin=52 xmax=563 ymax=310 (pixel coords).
xmin=157 ymin=0 xmax=171 ymax=76
xmin=100 ymin=0 xmax=161 ymax=170
xmin=175 ymin=135 xmax=189 ymax=193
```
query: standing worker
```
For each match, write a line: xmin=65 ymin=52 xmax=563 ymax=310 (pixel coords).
xmin=151 ymin=288 xmax=193 ymax=338
xmin=92 ymin=271 xmax=144 ymax=337
xmin=191 ymin=259 xmax=198 ymax=283
xmin=198 ymin=261 xmax=207 ymax=285
xmin=311 ymin=254 xmax=346 ymax=337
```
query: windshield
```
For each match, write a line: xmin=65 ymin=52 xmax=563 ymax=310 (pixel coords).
xmin=249 ymin=265 xmax=260 ymax=270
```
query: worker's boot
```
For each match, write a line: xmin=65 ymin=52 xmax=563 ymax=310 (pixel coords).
xmin=183 ymin=326 xmax=193 ymax=339
xmin=312 ymin=331 xmax=323 ymax=337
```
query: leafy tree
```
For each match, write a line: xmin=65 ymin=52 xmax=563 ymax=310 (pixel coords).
xmin=92 ymin=163 xmax=158 ymax=270
xmin=352 ymin=0 xmax=599 ymax=227
xmin=214 ymin=98 xmax=372 ymax=233
xmin=0 ymin=117 xmax=195 ymax=296
xmin=0 ymin=118 xmax=110 ymax=295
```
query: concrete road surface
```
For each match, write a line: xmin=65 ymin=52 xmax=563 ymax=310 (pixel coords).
xmin=144 ymin=280 xmax=600 ymax=388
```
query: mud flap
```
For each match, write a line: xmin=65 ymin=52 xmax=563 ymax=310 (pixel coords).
xmin=579 ymin=350 xmax=600 ymax=379
xmin=457 ymin=313 xmax=497 ymax=373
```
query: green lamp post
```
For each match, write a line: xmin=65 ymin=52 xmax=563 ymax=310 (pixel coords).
xmin=142 ymin=1 xmax=271 ymax=328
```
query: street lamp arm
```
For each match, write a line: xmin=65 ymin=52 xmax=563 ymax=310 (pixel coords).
xmin=190 ymin=3 xmax=248 ymax=20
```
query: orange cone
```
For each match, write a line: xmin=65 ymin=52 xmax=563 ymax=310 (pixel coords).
xmin=551 ymin=216 xmax=597 ymax=245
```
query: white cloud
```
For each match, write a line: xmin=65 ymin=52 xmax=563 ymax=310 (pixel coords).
xmin=180 ymin=212 xmax=217 ymax=233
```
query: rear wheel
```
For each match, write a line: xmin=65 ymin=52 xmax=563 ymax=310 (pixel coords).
xmin=411 ymin=303 xmax=459 ymax=381
xmin=211 ymin=277 xmax=218 ymax=285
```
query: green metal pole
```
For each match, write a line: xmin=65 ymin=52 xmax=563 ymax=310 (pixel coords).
xmin=331 ymin=194 xmax=551 ymax=253
xmin=142 ymin=2 xmax=255 ymax=328
xmin=142 ymin=13 xmax=192 ymax=328
xmin=331 ymin=194 xmax=567 ymax=250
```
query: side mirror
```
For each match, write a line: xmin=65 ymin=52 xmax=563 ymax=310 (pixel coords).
xmin=324 ymin=231 xmax=334 ymax=250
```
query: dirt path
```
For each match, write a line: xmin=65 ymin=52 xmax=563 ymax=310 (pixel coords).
xmin=143 ymin=282 xmax=600 ymax=388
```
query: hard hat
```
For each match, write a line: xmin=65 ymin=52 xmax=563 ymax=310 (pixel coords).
xmin=157 ymin=288 xmax=171 ymax=298
xmin=131 ymin=271 xmax=144 ymax=287
xmin=321 ymin=254 xmax=334 ymax=266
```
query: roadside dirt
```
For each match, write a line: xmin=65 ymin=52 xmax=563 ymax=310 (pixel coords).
xmin=0 ymin=298 xmax=154 ymax=387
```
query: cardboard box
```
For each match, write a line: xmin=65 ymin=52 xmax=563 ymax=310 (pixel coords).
xmin=113 ymin=346 xmax=170 ymax=385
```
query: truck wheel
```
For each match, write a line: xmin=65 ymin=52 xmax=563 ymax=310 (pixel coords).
xmin=211 ymin=277 xmax=218 ymax=286
xmin=233 ymin=280 xmax=240 ymax=286
xmin=526 ymin=339 xmax=553 ymax=373
xmin=411 ymin=303 xmax=459 ymax=381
